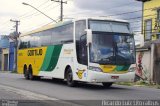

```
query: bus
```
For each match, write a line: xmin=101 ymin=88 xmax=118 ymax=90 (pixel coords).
xmin=18 ymin=17 xmax=136 ymax=87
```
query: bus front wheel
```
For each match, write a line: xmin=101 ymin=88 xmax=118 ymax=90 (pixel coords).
xmin=66 ymin=68 xmax=76 ymax=87
xmin=102 ymin=82 xmax=113 ymax=88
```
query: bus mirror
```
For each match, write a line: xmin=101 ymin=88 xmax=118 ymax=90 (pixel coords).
xmin=86 ymin=29 xmax=92 ymax=45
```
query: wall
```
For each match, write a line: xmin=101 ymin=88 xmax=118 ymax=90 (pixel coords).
xmin=136 ymin=50 xmax=152 ymax=81
xmin=143 ymin=0 xmax=160 ymax=40
xmin=153 ymin=43 xmax=160 ymax=84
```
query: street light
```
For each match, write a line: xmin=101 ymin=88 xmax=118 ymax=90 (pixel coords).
xmin=22 ymin=2 xmax=57 ymax=23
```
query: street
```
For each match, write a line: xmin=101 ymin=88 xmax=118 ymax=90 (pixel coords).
xmin=0 ymin=72 xmax=160 ymax=106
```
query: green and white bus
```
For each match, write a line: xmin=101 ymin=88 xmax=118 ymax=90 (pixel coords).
xmin=18 ymin=17 xmax=136 ymax=87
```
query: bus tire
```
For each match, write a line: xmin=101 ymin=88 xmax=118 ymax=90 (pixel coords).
xmin=28 ymin=65 xmax=34 ymax=80
xmin=24 ymin=65 xmax=29 ymax=80
xmin=66 ymin=67 xmax=76 ymax=87
xmin=102 ymin=82 xmax=113 ymax=88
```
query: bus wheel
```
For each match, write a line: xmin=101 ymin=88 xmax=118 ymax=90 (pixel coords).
xmin=102 ymin=82 xmax=113 ymax=88
xmin=28 ymin=66 xmax=34 ymax=80
xmin=24 ymin=67 xmax=29 ymax=80
xmin=66 ymin=68 xmax=76 ymax=87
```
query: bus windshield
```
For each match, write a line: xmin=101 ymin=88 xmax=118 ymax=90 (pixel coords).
xmin=90 ymin=32 xmax=135 ymax=65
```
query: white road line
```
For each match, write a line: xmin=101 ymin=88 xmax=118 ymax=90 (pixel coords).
xmin=0 ymin=84 xmax=83 ymax=106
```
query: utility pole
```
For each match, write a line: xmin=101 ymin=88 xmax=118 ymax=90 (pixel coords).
xmin=51 ymin=0 xmax=67 ymax=21
xmin=10 ymin=19 xmax=20 ymax=72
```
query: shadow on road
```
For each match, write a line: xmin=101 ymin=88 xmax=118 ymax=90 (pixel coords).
xmin=21 ymin=77 xmax=130 ymax=91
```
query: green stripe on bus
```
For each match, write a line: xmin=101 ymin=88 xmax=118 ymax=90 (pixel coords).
xmin=116 ymin=65 xmax=130 ymax=71
xmin=40 ymin=45 xmax=63 ymax=72
xmin=46 ymin=45 xmax=62 ymax=71
xmin=40 ymin=46 xmax=55 ymax=71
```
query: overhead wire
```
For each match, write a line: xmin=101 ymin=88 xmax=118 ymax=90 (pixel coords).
xmin=18 ymin=0 xmax=50 ymax=18
xmin=1 ymin=0 xmax=158 ymax=34
xmin=64 ymin=1 xmax=140 ymax=17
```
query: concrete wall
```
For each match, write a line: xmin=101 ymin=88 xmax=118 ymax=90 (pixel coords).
xmin=136 ymin=50 xmax=152 ymax=81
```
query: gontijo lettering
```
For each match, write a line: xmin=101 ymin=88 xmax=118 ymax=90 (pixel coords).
xmin=28 ymin=49 xmax=43 ymax=56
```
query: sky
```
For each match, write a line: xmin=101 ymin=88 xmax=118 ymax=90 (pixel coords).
xmin=0 ymin=0 xmax=142 ymax=38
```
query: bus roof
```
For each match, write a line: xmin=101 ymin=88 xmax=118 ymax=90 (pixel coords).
xmin=20 ymin=17 xmax=129 ymax=37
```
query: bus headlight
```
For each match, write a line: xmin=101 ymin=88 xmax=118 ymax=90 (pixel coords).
xmin=89 ymin=66 xmax=102 ymax=72
xmin=129 ymin=67 xmax=136 ymax=72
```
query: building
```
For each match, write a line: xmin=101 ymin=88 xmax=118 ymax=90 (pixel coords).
xmin=135 ymin=0 xmax=160 ymax=84
xmin=137 ymin=0 xmax=160 ymax=41
xmin=0 ymin=35 xmax=10 ymax=71
xmin=0 ymin=48 xmax=2 ymax=70
xmin=1 ymin=48 xmax=9 ymax=71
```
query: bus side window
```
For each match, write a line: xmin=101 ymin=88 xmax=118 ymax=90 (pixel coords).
xmin=75 ymin=20 xmax=88 ymax=65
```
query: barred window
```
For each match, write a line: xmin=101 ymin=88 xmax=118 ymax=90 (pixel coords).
xmin=144 ymin=19 xmax=152 ymax=41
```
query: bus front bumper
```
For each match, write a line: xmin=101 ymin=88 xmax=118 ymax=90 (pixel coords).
xmin=87 ymin=71 xmax=135 ymax=83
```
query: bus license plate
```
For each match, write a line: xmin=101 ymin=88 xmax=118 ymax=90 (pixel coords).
xmin=111 ymin=76 xmax=119 ymax=79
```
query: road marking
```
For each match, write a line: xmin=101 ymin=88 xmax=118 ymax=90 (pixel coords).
xmin=0 ymin=84 xmax=83 ymax=106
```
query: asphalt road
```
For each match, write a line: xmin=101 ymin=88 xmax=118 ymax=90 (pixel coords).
xmin=0 ymin=72 xmax=160 ymax=106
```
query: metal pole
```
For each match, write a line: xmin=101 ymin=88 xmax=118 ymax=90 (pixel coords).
xmin=60 ymin=0 xmax=63 ymax=21
xmin=10 ymin=19 xmax=20 ymax=72
xmin=51 ymin=0 xmax=67 ymax=22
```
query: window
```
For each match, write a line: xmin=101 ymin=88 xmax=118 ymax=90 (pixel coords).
xmin=158 ymin=9 xmax=160 ymax=21
xmin=40 ymin=30 xmax=52 ymax=46
xmin=19 ymin=23 xmax=73 ymax=49
xmin=157 ymin=9 xmax=160 ymax=38
xmin=19 ymin=36 xmax=31 ymax=49
xmin=75 ymin=20 xmax=86 ymax=40
xmin=51 ymin=23 xmax=73 ymax=45
xmin=89 ymin=20 xmax=130 ymax=33
xmin=144 ymin=19 xmax=152 ymax=40
xmin=90 ymin=21 xmax=112 ymax=32
xmin=157 ymin=9 xmax=160 ymax=31
xmin=75 ymin=20 xmax=88 ymax=65
xmin=111 ymin=22 xmax=130 ymax=33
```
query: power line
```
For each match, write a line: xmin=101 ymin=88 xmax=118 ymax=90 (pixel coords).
xmin=64 ymin=1 xmax=139 ymax=17
xmin=0 ymin=4 xmax=60 ymax=33
xmin=20 ymin=4 xmax=60 ymax=20
xmin=19 ymin=2 xmax=54 ymax=19
xmin=0 ymin=1 xmax=157 ymax=34
xmin=19 ymin=0 xmax=50 ymax=18
xmin=125 ymin=14 xmax=156 ymax=20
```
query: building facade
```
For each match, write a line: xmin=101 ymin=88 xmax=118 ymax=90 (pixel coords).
xmin=135 ymin=0 xmax=160 ymax=84
xmin=137 ymin=0 xmax=160 ymax=41
xmin=0 ymin=35 xmax=10 ymax=71
xmin=0 ymin=48 xmax=2 ymax=70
